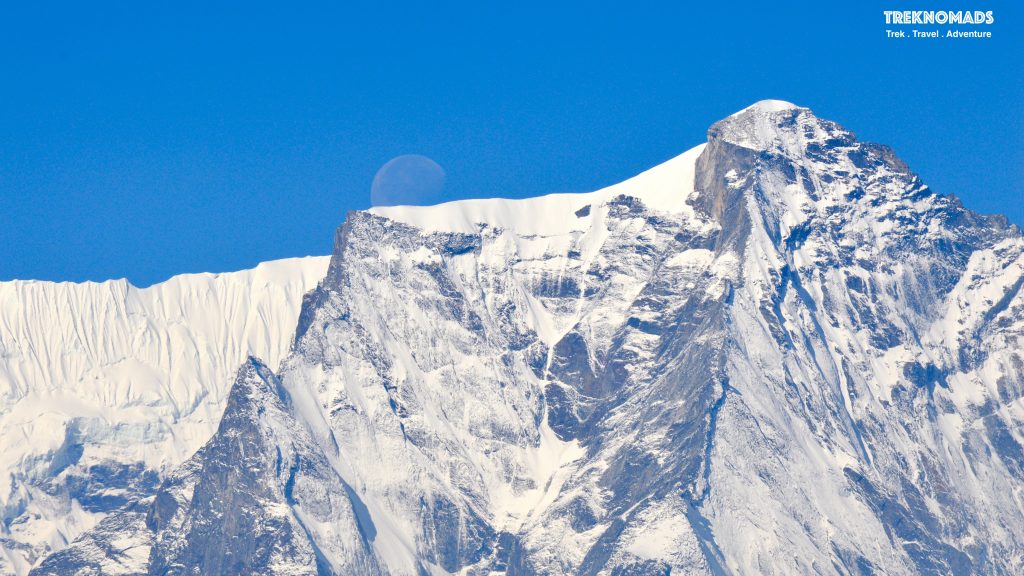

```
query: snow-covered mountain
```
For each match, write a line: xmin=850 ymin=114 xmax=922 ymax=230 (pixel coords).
xmin=22 ymin=101 xmax=1024 ymax=574
xmin=0 ymin=257 xmax=330 ymax=575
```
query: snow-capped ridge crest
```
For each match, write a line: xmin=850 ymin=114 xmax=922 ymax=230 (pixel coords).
xmin=358 ymin=100 xmax=870 ymax=239
xmin=359 ymin=100 xmax=848 ymax=239
xmin=365 ymin=144 xmax=705 ymax=235
xmin=730 ymin=99 xmax=803 ymax=116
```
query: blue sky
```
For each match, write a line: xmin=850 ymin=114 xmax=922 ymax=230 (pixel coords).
xmin=2 ymin=1 xmax=1022 ymax=286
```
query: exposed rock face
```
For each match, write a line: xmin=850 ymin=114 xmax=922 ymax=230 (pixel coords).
xmin=27 ymin=102 xmax=1024 ymax=574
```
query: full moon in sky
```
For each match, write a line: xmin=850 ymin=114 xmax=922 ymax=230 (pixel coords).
xmin=370 ymin=154 xmax=447 ymax=207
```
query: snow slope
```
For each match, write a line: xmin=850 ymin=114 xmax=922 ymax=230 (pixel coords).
xmin=0 ymin=257 xmax=329 ymax=575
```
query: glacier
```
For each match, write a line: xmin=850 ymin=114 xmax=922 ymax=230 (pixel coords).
xmin=0 ymin=257 xmax=330 ymax=575
xmin=15 ymin=101 xmax=1024 ymax=574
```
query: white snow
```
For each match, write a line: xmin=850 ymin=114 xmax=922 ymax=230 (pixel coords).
xmin=0 ymin=256 xmax=330 ymax=575
xmin=368 ymin=144 xmax=705 ymax=235
xmin=732 ymin=99 xmax=801 ymax=116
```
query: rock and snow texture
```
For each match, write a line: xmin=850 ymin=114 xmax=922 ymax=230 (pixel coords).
xmin=32 ymin=358 xmax=382 ymax=576
xmin=0 ymin=257 xmax=330 ymax=575
xmin=22 ymin=102 xmax=1024 ymax=574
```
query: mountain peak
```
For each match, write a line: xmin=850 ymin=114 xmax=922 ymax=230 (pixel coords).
xmin=733 ymin=99 xmax=803 ymax=116
xmin=709 ymin=99 xmax=844 ymax=159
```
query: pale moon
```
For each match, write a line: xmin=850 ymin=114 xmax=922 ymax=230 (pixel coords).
xmin=370 ymin=154 xmax=446 ymax=207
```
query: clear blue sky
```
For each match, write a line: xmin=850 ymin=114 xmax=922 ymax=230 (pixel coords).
xmin=2 ymin=1 xmax=1022 ymax=286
